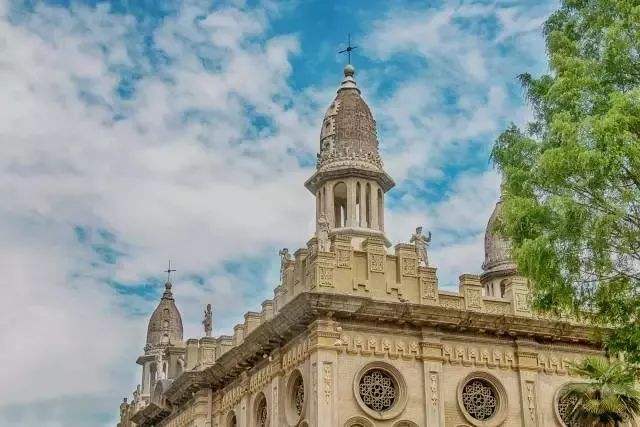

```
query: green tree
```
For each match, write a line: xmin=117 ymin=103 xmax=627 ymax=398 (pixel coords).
xmin=562 ymin=357 xmax=640 ymax=426
xmin=491 ymin=0 xmax=640 ymax=359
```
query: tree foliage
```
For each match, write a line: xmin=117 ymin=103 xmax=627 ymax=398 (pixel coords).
xmin=563 ymin=357 xmax=640 ymax=426
xmin=491 ymin=0 xmax=640 ymax=359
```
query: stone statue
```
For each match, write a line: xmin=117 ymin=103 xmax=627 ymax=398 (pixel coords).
xmin=278 ymin=248 xmax=292 ymax=281
xmin=120 ymin=398 xmax=128 ymax=417
xmin=410 ymin=226 xmax=432 ymax=267
xmin=317 ymin=213 xmax=331 ymax=252
xmin=203 ymin=304 xmax=212 ymax=337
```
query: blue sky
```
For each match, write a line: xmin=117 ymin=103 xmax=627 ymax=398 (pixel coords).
xmin=0 ymin=0 xmax=556 ymax=425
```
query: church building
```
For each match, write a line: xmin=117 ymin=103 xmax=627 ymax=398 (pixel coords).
xmin=117 ymin=65 xmax=608 ymax=427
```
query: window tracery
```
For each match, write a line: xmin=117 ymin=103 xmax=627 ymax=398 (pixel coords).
xmin=557 ymin=390 xmax=578 ymax=426
xmin=256 ymin=396 xmax=268 ymax=427
xmin=358 ymin=369 xmax=397 ymax=412
xmin=461 ymin=378 xmax=497 ymax=421
xmin=294 ymin=376 xmax=304 ymax=416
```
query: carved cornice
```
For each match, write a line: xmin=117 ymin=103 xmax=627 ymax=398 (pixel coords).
xmin=154 ymin=292 xmax=603 ymax=425
xmin=130 ymin=402 xmax=171 ymax=425
xmin=304 ymin=166 xmax=395 ymax=193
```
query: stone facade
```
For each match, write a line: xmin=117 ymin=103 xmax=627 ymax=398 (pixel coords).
xmin=117 ymin=65 xmax=624 ymax=427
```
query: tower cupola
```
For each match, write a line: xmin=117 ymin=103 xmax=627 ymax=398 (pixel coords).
xmin=145 ymin=281 xmax=183 ymax=350
xmin=305 ymin=65 xmax=394 ymax=246
xmin=481 ymin=193 xmax=517 ymax=297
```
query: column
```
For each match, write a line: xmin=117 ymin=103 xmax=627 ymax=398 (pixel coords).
xmin=347 ymin=179 xmax=357 ymax=227
xmin=359 ymin=181 xmax=366 ymax=227
xmin=371 ymin=183 xmax=379 ymax=230
xmin=325 ymin=183 xmax=334 ymax=228
xmin=316 ymin=189 xmax=321 ymax=232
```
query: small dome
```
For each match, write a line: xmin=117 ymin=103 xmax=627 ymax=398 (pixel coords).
xmin=482 ymin=199 xmax=517 ymax=275
xmin=317 ymin=65 xmax=382 ymax=171
xmin=146 ymin=282 xmax=183 ymax=349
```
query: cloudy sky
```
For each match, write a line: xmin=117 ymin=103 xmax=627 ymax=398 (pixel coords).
xmin=0 ymin=0 xmax=555 ymax=425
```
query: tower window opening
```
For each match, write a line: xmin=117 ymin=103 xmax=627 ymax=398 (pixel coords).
xmin=334 ymin=182 xmax=347 ymax=228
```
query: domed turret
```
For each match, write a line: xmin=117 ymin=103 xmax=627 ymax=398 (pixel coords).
xmin=317 ymin=65 xmax=382 ymax=172
xmin=481 ymin=196 xmax=517 ymax=297
xmin=305 ymin=65 xmax=394 ymax=247
xmin=482 ymin=199 xmax=516 ymax=275
xmin=145 ymin=281 xmax=183 ymax=349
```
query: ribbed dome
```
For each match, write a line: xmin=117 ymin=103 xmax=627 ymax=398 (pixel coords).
xmin=482 ymin=199 xmax=517 ymax=275
xmin=146 ymin=282 xmax=183 ymax=349
xmin=317 ymin=65 xmax=382 ymax=172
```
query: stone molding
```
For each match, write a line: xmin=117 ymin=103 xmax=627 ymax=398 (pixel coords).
xmin=140 ymin=292 xmax=603 ymax=426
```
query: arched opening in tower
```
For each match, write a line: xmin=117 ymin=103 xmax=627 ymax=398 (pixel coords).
xmin=333 ymin=182 xmax=347 ymax=227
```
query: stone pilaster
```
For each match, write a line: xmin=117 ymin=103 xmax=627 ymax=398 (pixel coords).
xmin=270 ymin=372 xmax=280 ymax=426
xmin=308 ymin=320 xmax=340 ymax=427
xmin=421 ymin=331 xmax=445 ymax=426
xmin=363 ymin=237 xmax=386 ymax=291
xmin=516 ymin=340 xmax=541 ymax=426
xmin=459 ymin=274 xmax=484 ymax=311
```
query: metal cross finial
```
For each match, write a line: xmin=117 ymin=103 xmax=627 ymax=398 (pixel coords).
xmin=164 ymin=260 xmax=176 ymax=282
xmin=338 ymin=33 xmax=358 ymax=64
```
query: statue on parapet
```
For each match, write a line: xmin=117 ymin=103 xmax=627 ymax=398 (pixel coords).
xmin=279 ymin=248 xmax=292 ymax=281
xmin=203 ymin=303 xmax=213 ymax=337
xmin=317 ymin=213 xmax=331 ymax=252
xmin=410 ymin=226 xmax=432 ymax=267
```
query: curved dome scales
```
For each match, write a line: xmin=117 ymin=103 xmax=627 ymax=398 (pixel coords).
xmin=145 ymin=281 xmax=183 ymax=350
xmin=481 ymin=197 xmax=517 ymax=296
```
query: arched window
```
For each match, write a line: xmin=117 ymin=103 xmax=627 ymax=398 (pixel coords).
xmin=255 ymin=394 xmax=268 ymax=427
xmin=227 ymin=411 xmax=237 ymax=427
xmin=377 ymin=189 xmax=384 ymax=230
xmin=365 ymin=183 xmax=371 ymax=228
xmin=334 ymin=182 xmax=347 ymax=228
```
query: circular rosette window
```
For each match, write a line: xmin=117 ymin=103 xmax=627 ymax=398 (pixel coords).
xmin=555 ymin=383 xmax=582 ymax=427
xmin=457 ymin=373 xmax=508 ymax=427
xmin=285 ymin=369 xmax=305 ymax=425
xmin=353 ymin=362 xmax=407 ymax=420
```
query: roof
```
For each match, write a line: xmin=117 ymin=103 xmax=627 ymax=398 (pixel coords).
xmin=146 ymin=281 xmax=184 ymax=349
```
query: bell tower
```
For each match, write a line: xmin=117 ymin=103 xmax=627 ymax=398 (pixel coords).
xmin=305 ymin=65 xmax=394 ymax=247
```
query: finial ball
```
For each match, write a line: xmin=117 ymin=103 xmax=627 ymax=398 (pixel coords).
xmin=344 ymin=63 xmax=355 ymax=77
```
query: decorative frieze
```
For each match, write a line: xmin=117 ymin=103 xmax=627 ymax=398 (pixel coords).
xmin=164 ymin=405 xmax=194 ymax=427
xmin=220 ymin=383 xmax=246 ymax=414
xmin=442 ymin=344 xmax=515 ymax=369
xmin=537 ymin=352 xmax=583 ymax=375
xmin=248 ymin=361 xmax=280 ymax=394
xmin=334 ymin=334 xmax=421 ymax=360
xmin=484 ymin=300 xmax=511 ymax=315
xmin=439 ymin=295 xmax=463 ymax=310
xmin=282 ymin=338 xmax=312 ymax=373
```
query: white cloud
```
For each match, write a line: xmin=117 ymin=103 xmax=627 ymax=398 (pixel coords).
xmin=0 ymin=0 xmax=317 ymax=421
xmin=0 ymin=0 xmax=555 ymax=425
